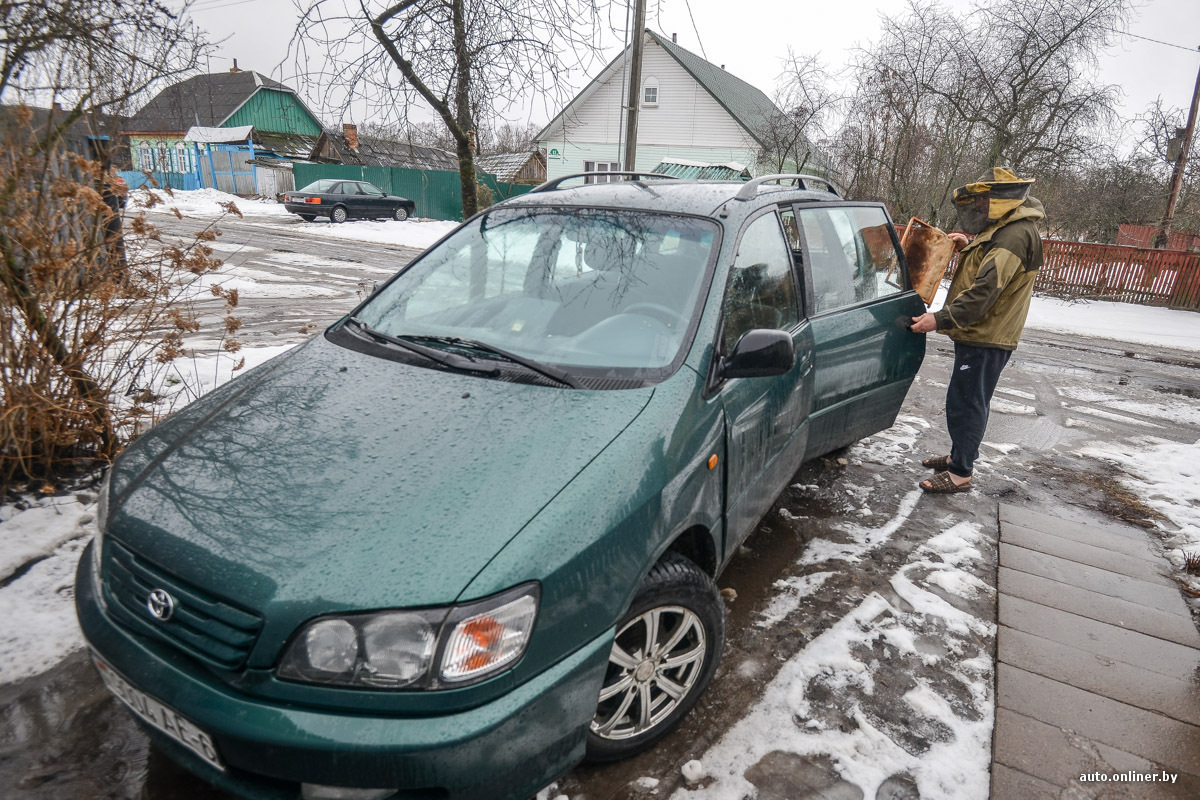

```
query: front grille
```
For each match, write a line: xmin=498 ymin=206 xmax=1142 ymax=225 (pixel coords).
xmin=102 ymin=539 xmax=263 ymax=670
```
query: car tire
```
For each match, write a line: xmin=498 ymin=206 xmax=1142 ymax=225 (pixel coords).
xmin=299 ymin=214 xmax=315 ymax=222
xmin=393 ymin=206 xmax=409 ymax=222
xmin=584 ymin=552 xmax=725 ymax=763
xmin=330 ymin=206 xmax=348 ymax=224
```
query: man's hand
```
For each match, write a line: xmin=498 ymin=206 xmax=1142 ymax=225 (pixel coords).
xmin=910 ymin=313 xmax=938 ymax=333
xmin=948 ymin=232 xmax=969 ymax=251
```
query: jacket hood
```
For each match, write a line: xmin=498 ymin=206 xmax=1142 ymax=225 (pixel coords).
xmin=106 ymin=335 xmax=653 ymax=641
xmin=962 ymin=196 xmax=1045 ymax=253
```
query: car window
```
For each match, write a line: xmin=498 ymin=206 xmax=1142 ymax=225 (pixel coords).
xmin=298 ymin=179 xmax=340 ymax=193
xmin=798 ymin=207 xmax=903 ymax=314
xmin=720 ymin=213 xmax=799 ymax=353
xmin=356 ymin=207 xmax=719 ymax=374
xmin=341 ymin=182 xmax=363 ymax=195
xmin=361 ymin=182 xmax=385 ymax=195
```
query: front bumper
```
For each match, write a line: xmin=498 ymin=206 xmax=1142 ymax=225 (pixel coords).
xmin=75 ymin=543 xmax=612 ymax=800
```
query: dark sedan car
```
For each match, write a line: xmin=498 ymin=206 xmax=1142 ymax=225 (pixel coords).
xmin=284 ymin=179 xmax=417 ymax=223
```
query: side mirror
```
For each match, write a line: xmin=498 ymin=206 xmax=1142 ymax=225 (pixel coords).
xmin=720 ymin=329 xmax=795 ymax=379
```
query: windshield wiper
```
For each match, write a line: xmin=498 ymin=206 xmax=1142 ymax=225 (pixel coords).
xmin=403 ymin=335 xmax=581 ymax=389
xmin=345 ymin=318 xmax=500 ymax=377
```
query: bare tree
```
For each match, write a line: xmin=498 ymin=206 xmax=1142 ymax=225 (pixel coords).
xmin=833 ymin=0 xmax=1130 ymax=227
xmin=756 ymin=51 xmax=839 ymax=175
xmin=291 ymin=0 xmax=608 ymax=219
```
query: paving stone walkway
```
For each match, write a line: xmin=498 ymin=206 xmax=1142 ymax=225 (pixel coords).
xmin=992 ymin=504 xmax=1200 ymax=799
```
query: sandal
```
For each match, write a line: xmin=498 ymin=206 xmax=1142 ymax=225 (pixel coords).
xmin=921 ymin=455 xmax=951 ymax=471
xmin=920 ymin=471 xmax=972 ymax=493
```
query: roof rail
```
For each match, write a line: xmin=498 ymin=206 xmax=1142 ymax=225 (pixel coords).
xmin=529 ymin=172 xmax=682 ymax=193
xmin=734 ymin=174 xmax=842 ymax=201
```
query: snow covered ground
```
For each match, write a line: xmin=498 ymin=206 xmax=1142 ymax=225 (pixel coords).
xmin=930 ymin=282 xmax=1200 ymax=354
xmin=135 ymin=186 xmax=460 ymax=252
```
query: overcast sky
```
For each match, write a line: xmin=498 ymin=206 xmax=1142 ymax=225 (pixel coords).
xmin=183 ymin=0 xmax=1199 ymax=144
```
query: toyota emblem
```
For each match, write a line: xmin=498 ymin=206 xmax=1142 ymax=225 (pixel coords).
xmin=147 ymin=589 xmax=175 ymax=622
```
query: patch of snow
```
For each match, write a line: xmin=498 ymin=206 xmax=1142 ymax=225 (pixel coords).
xmin=989 ymin=399 xmax=1035 ymax=416
xmin=1066 ymin=405 xmax=1163 ymax=429
xmin=261 ymin=217 xmax=460 ymax=251
xmin=800 ymin=489 xmax=923 ymax=566
xmin=1078 ymin=437 xmax=1200 ymax=580
xmin=755 ymin=572 xmax=835 ymax=628
xmin=682 ymin=760 xmax=706 ymax=783
xmin=0 ymin=497 xmax=95 ymax=580
xmin=0 ymin=530 xmax=90 ymax=683
xmin=162 ymin=343 xmax=298 ymax=402
xmin=850 ymin=416 xmax=928 ymax=467
xmin=135 ymin=188 xmax=291 ymax=219
xmin=995 ymin=387 xmax=1035 ymax=400
xmin=981 ymin=442 xmax=1018 ymax=455
xmin=1023 ymin=297 xmax=1200 ymax=354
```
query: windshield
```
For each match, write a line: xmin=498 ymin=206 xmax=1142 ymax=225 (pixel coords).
xmin=299 ymin=179 xmax=341 ymax=193
xmin=356 ymin=207 xmax=718 ymax=374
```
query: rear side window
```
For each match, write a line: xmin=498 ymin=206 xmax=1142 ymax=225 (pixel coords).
xmin=721 ymin=213 xmax=799 ymax=352
xmin=798 ymin=207 xmax=902 ymax=314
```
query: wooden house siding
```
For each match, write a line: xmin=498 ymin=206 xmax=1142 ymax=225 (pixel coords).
xmin=223 ymin=89 xmax=322 ymax=136
xmin=540 ymin=40 xmax=757 ymax=151
xmin=542 ymin=141 xmax=758 ymax=181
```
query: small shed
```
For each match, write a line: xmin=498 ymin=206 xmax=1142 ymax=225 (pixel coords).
xmin=477 ymin=151 xmax=546 ymax=184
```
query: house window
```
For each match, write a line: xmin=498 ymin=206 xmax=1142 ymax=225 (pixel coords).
xmin=139 ymin=143 xmax=152 ymax=171
xmin=584 ymin=160 xmax=620 ymax=184
xmin=157 ymin=142 xmax=169 ymax=173
xmin=176 ymin=142 xmax=189 ymax=173
xmin=642 ymin=77 xmax=659 ymax=107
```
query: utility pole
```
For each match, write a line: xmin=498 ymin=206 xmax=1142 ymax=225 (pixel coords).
xmin=621 ymin=0 xmax=647 ymax=174
xmin=1155 ymin=49 xmax=1200 ymax=249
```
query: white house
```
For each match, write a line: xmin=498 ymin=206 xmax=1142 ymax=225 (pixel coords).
xmin=536 ymin=30 xmax=828 ymax=182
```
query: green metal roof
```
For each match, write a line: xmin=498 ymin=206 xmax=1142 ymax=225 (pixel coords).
xmin=652 ymin=158 xmax=751 ymax=181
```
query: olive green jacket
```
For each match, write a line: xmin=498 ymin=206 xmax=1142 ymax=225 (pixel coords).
xmin=933 ymin=198 xmax=1045 ymax=350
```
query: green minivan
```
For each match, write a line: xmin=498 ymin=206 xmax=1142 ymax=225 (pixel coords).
xmin=76 ymin=174 xmax=925 ymax=800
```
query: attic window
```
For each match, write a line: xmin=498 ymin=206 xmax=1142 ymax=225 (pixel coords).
xmin=642 ymin=78 xmax=659 ymax=107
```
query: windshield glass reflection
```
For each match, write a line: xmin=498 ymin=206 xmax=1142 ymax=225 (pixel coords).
xmin=357 ymin=207 xmax=718 ymax=371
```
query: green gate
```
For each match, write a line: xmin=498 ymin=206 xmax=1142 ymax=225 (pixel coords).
xmin=292 ymin=163 xmax=534 ymax=222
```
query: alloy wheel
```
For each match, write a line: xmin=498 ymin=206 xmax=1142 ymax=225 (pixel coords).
xmin=590 ymin=605 xmax=707 ymax=740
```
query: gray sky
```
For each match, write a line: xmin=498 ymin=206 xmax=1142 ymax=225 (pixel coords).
xmin=184 ymin=0 xmax=1200 ymax=144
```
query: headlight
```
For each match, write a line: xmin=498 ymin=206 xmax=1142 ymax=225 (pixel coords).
xmin=277 ymin=583 xmax=539 ymax=690
xmin=92 ymin=470 xmax=111 ymax=573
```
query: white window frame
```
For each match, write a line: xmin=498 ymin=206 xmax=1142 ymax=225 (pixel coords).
xmin=642 ymin=77 xmax=659 ymax=107
xmin=583 ymin=160 xmax=621 ymax=184
xmin=176 ymin=142 xmax=189 ymax=174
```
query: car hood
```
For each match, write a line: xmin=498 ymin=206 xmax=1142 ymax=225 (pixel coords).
xmin=107 ymin=335 xmax=653 ymax=620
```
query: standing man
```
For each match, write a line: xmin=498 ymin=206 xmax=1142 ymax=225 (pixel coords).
xmin=909 ymin=167 xmax=1045 ymax=493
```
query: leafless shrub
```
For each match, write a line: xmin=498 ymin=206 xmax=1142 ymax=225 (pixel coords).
xmin=0 ymin=114 xmax=243 ymax=489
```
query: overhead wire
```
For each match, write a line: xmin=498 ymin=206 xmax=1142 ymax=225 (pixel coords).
xmin=1109 ymin=28 xmax=1198 ymax=54
xmin=683 ymin=0 xmax=708 ymax=61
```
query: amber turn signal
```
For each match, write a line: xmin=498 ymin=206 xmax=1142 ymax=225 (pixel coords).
xmin=707 ymin=454 xmax=718 ymax=470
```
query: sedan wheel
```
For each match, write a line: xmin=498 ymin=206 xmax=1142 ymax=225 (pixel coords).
xmin=331 ymin=206 xmax=348 ymax=224
xmin=586 ymin=552 xmax=724 ymax=761
xmin=393 ymin=206 xmax=409 ymax=221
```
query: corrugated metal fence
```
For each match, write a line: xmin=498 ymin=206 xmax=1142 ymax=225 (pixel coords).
xmin=947 ymin=240 xmax=1200 ymax=311
xmin=292 ymin=163 xmax=534 ymax=221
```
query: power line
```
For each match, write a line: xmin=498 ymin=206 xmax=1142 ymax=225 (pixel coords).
xmin=1112 ymin=28 xmax=1199 ymax=54
xmin=683 ymin=0 xmax=708 ymax=61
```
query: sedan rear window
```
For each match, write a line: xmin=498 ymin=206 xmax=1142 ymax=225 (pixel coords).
xmin=298 ymin=179 xmax=342 ymax=193
xmin=356 ymin=207 xmax=719 ymax=375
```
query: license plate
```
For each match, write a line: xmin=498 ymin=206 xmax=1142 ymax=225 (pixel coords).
xmin=93 ymin=655 xmax=224 ymax=771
